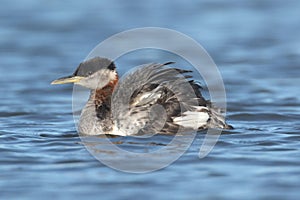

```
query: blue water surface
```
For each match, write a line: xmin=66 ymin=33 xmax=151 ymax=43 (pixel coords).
xmin=1 ymin=0 xmax=300 ymax=199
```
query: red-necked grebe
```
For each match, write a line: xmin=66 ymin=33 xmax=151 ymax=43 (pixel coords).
xmin=51 ymin=57 xmax=232 ymax=136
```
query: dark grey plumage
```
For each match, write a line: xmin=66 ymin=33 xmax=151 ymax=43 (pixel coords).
xmin=73 ymin=57 xmax=116 ymax=77
xmin=109 ymin=62 xmax=232 ymax=136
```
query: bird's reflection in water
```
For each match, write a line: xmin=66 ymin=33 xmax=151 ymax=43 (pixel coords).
xmin=80 ymin=133 xmax=200 ymax=172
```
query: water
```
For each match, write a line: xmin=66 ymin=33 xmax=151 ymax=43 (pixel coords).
xmin=1 ymin=0 xmax=300 ymax=199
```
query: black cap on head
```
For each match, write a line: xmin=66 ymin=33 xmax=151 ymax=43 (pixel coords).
xmin=73 ymin=57 xmax=116 ymax=77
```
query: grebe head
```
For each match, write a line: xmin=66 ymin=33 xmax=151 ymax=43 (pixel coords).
xmin=51 ymin=57 xmax=117 ymax=89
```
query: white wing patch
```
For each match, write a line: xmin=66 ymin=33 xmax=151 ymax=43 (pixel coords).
xmin=130 ymin=87 xmax=163 ymax=107
xmin=131 ymin=91 xmax=162 ymax=106
xmin=173 ymin=110 xmax=209 ymax=129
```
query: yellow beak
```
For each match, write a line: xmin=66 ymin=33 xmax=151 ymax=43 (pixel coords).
xmin=51 ymin=75 xmax=84 ymax=85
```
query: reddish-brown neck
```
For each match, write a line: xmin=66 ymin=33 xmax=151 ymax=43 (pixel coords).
xmin=93 ymin=75 xmax=119 ymax=106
